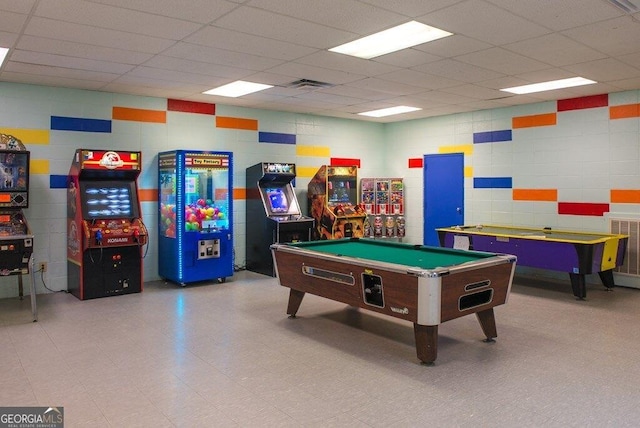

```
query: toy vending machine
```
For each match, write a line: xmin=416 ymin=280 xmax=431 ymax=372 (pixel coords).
xmin=308 ymin=165 xmax=366 ymax=240
xmin=361 ymin=178 xmax=405 ymax=239
xmin=67 ymin=149 xmax=149 ymax=300
xmin=0 ymin=134 xmax=37 ymax=320
xmin=246 ymin=162 xmax=314 ymax=276
xmin=158 ymin=150 xmax=233 ymax=285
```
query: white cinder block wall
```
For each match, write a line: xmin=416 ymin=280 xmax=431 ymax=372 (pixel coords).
xmin=1 ymin=82 xmax=639 ymax=297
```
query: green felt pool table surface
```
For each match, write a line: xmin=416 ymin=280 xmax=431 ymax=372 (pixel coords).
xmin=288 ymin=238 xmax=494 ymax=270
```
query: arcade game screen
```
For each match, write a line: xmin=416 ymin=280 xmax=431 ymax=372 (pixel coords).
xmin=328 ymin=177 xmax=357 ymax=204
xmin=0 ymin=151 xmax=28 ymax=192
xmin=265 ymin=187 xmax=289 ymax=213
xmin=80 ymin=180 xmax=139 ymax=219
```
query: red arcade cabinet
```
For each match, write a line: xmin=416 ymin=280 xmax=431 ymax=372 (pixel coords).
xmin=67 ymin=149 xmax=148 ymax=300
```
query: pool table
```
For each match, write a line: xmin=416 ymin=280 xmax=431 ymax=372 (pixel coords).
xmin=437 ymin=225 xmax=628 ymax=300
xmin=271 ymin=238 xmax=516 ymax=364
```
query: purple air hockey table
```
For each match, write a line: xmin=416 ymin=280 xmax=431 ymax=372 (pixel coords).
xmin=437 ymin=225 xmax=628 ymax=300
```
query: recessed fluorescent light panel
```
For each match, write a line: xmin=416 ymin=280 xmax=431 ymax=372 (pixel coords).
xmin=500 ymin=77 xmax=597 ymax=95
xmin=0 ymin=47 xmax=9 ymax=67
xmin=329 ymin=21 xmax=452 ymax=59
xmin=358 ymin=106 xmax=422 ymax=118
xmin=203 ymin=80 xmax=273 ymax=97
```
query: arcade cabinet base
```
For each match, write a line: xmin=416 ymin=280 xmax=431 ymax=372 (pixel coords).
xmin=67 ymin=246 xmax=143 ymax=300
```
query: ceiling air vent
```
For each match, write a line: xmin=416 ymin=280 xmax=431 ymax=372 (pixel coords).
xmin=284 ymin=79 xmax=334 ymax=90
xmin=607 ymin=0 xmax=640 ymax=13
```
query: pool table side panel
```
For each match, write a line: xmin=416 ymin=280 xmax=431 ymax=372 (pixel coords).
xmin=439 ymin=262 xmax=513 ymax=323
xmin=273 ymin=250 xmax=420 ymax=323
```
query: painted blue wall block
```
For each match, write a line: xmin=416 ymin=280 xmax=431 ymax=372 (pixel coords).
xmin=474 ymin=177 xmax=512 ymax=188
xmin=50 ymin=174 xmax=68 ymax=189
xmin=473 ymin=129 xmax=512 ymax=143
xmin=51 ymin=116 xmax=112 ymax=133
xmin=258 ymin=131 xmax=296 ymax=145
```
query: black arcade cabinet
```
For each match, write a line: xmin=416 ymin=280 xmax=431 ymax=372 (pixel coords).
xmin=246 ymin=162 xmax=314 ymax=276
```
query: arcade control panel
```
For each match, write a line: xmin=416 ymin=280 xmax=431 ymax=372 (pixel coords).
xmin=84 ymin=218 xmax=148 ymax=248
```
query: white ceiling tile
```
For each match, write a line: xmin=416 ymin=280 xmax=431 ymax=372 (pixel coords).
xmin=503 ymin=33 xmax=607 ymax=67
xmin=0 ymin=10 xmax=28 ymax=33
xmin=0 ymin=72 xmax=107 ymax=90
xmin=265 ymin=62 xmax=366 ymax=85
xmin=213 ymin=6 xmax=357 ymax=49
xmin=10 ymin=50 xmax=135 ymax=74
xmin=358 ymin=0 xmax=463 ymax=17
xmin=563 ymin=58 xmax=640 ymax=81
xmin=377 ymin=69 xmax=462 ymax=90
xmin=456 ymin=47 xmax=550 ymax=75
xmin=16 ymin=35 xmax=153 ymax=64
xmin=413 ymin=35 xmax=492 ymax=57
xmin=348 ymin=77 xmax=430 ymax=96
xmin=0 ymin=31 xmax=19 ymax=47
xmin=185 ymin=26 xmax=316 ymax=61
xmin=87 ymin=0 xmax=239 ymax=24
xmin=24 ymin=17 xmax=175 ymax=53
xmin=128 ymin=65 xmax=244 ymax=86
xmin=562 ymin=16 xmax=640 ymax=56
xmin=161 ymin=43 xmax=284 ymax=71
xmin=424 ymin=0 xmax=550 ymax=45
xmin=35 ymin=0 xmax=201 ymax=40
xmin=373 ymin=48 xmax=442 ymax=68
xmin=246 ymin=0 xmax=406 ymax=34
xmin=0 ymin=0 xmax=36 ymax=14
xmin=486 ymin=0 xmax=623 ymax=31
xmin=412 ymin=59 xmax=505 ymax=83
xmin=294 ymin=51 xmax=400 ymax=77
xmin=440 ymin=84 xmax=508 ymax=100
xmin=5 ymin=61 xmax=118 ymax=82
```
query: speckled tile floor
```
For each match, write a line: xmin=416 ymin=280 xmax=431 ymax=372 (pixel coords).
xmin=1 ymin=270 xmax=640 ymax=427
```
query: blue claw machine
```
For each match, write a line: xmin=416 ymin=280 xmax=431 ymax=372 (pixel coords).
xmin=158 ymin=150 xmax=234 ymax=285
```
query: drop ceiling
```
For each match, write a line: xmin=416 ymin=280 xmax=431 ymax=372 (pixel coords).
xmin=2 ymin=0 xmax=640 ymax=122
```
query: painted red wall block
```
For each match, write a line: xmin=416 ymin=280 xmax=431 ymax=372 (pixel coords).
xmin=557 ymin=94 xmax=608 ymax=112
xmin=558 ymin=202 xmax=609 ymax=216
xmin=408 ymin=158 xmax=423 ymax=168
xmin=330 ymin=157 xmax=361 ymax=167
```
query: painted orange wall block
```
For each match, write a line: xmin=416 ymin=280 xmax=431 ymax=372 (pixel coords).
xmin=611 ymin=189 xmax=640 ymax=203
xmin=513 ymin=189 xmax=557 ymax=201
xmin=113 ymin=107 xmax=167 ymax=123
xmin=234 ymin=188 xmax=247 ymax=200
xmin=610 ymin=104 xmax=640 ymax=120
xmin=216 ymin=116 xmax=258 ymax=131
xmin=139 ymin=189 xmax=157 ymax=202
xmin=512 ymin=113 xmax=557 ymax=129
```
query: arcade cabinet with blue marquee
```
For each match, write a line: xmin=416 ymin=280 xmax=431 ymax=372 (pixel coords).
xmin=158 ymin=150 xmax=234 ymax=285
xmin=67 ymin=149 xmax=149 ymax=300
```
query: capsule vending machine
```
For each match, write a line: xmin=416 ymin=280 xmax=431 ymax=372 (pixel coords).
xmin=67 ymin=149 xmax=149 ymax=300
xmin=158 ymin=150 xmax=233 ymax=285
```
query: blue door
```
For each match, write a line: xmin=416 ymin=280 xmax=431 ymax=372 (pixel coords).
xmin=423 ymin=153 xmax=464 ymax=246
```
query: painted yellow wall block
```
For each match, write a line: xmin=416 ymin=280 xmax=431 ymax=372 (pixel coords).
xmin=0 ymin=128 xmax=50 ymax=145
xmin=296 ymin=145 xmax=330 ymax=157
xmin=439 ymin=144 xmax=473 ymax=155
xmin=30 ymin=159 xmax=49 ymax=174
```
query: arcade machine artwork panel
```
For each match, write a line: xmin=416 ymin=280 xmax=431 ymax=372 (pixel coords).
xmin=245 ymin=162 xmax=314 ymax=276
xmin=0 ymin=134 xmax=37 ymax=320
xmin=307 ymin=165 xmax=366 ymax=240
xmin=158 ymin=150 xmax=234 ymax=284
xmin=67 ymin=149 xmax=149 ymax=300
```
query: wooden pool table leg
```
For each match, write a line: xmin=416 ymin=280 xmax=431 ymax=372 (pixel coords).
xmin=287 ymin=289 xmax=306 ymax=318
xmin=414 ymin=324 xmax=438 ymax=365
xmin=476 ymin=308 xmax=497 ymax=341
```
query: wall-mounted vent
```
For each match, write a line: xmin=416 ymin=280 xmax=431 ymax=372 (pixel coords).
xmin=284 ymin=79 xmax=334 ymax=90
xmin=610 ymin=217 xmax=640 ymax=276
xmin=607 ymin=0 xmax=640 ymax=13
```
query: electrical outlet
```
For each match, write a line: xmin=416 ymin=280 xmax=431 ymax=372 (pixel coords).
xmin=39 ymin=262 xmax=47 ymax=272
